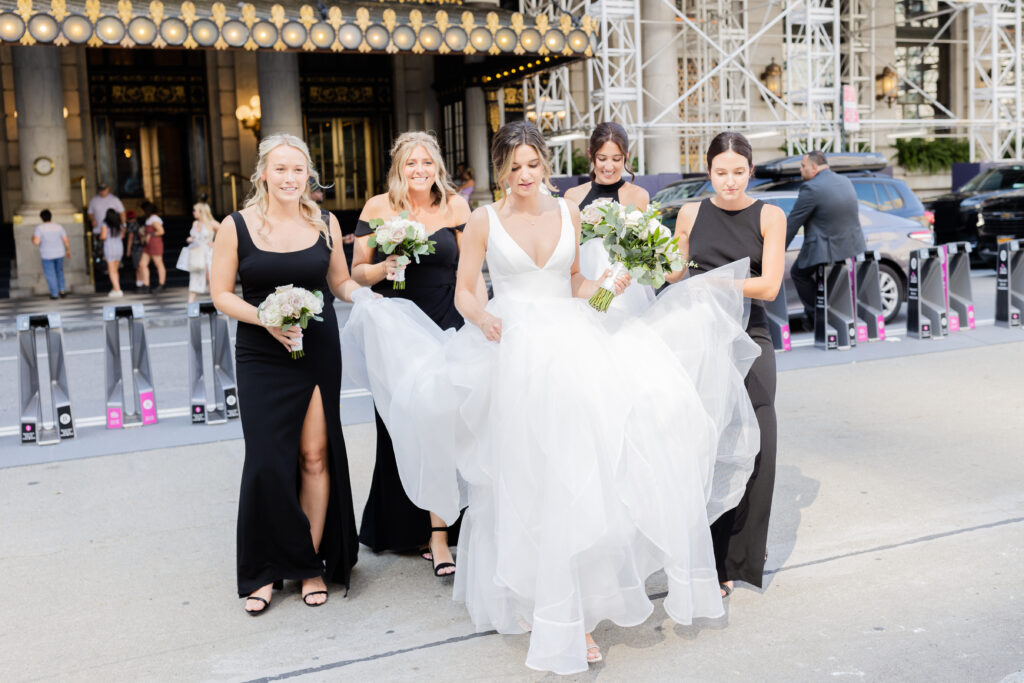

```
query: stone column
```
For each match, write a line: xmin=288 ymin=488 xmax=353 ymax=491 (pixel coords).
xmin=257 ymin=52 xmax=304 ymax=140
xmin=11 ymin=45 xmax=87 ymax=296
xmin=641 ymin=0 xmax=682 ymax=174
xmin=464 ymin=87 xmax=491 ymax=206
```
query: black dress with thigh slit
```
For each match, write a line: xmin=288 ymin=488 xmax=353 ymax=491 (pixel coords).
xmin=232 ymin=211 xmax=358 ymax=596
xmin=353 ymin=220 xmax=465 ymax=552
xmin=688 ymin=198 xmax=778 ymax=588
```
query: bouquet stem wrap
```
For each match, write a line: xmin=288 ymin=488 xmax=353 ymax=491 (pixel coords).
xmin=589 ymin=261 xmax=628 ymax=312
xmin=393 ymin=262 xmax=408 ymax=290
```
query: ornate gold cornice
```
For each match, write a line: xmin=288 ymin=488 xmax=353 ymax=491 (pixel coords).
xmin=0 ymin=1 xmax=595 ymax=58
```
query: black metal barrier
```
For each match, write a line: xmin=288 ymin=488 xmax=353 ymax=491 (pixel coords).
xmin=944 ymin=242 xmax=975 ymax=332
xmin=187 ymin=301 xmax=239 ymax=425
xmin=814 ymin=261 xmax=857 ymax=350
xmin=995 ymin=238 xmax=1023 ymax=328
xmin=850 ymin=251 xmax=886 ymax=342
xmin=17 ymin=313 xmax=75 ymax=445
xmin=764 ymin=287 xmax=792 ymax=352
xmin=103 ymin=304 xmax=158 ymax=429
xmin=907 ymin=247 xmax=949 ymax=340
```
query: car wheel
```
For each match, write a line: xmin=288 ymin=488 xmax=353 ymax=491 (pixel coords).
xmin=879 ymin=263 xmax=904 ymax=324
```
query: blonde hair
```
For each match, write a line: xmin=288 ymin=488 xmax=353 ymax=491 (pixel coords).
xmin=387 ymin=131 xmax=456 ymax=213
xmin=193 ymin=201 xmax=215 ymax=229
xmin=491 ymin=121 xmax=557 ymax=202
xmin=245 ymin=133 xmax=330 ymax=248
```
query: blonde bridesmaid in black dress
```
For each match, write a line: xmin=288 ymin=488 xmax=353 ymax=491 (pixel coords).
xmin=350 ymin=131 xmax=485 ymax=577
xmin=666 ymin=131 xmax=786 ymax=598
xmin=211 ymin=133 xmax=369 ymax=615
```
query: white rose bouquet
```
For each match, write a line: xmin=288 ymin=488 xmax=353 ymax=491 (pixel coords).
xmin=367 ymin=211 xmax=436 ymax=290
xmin=256 ymin=284 xmax=324 ymax=359
xmin=580 ymin=198 xmax=615 ymax=243
xmin=583 ymin=200 xmax=693 ymax=312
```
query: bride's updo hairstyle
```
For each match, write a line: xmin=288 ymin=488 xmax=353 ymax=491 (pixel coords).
xmin=246 ymin=132 xmax=330 ymax=248
xmin=706 ymin=131 xmax=753 ymax=171
xmin=491 ymin=120 xmax=557 ymax=200
xmin=588 ymin=122 xmax=636 ymax=182
xmin=387 ymin=131 xmax=456 ymax=213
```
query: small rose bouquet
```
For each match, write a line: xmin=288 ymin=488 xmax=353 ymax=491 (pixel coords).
xmin=584 ymin=200 xmax=693 ymax=312
xmin=256 ymin=284 xmax=324 ymax=359
xmin=367 ymin=211 xmax=436 ymax=290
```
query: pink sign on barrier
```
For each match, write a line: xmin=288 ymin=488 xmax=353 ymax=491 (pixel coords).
xmin=781 ymin=324 xmax=792 ymax=351
xmin=949 ymin=313 xmax=960 ymax=332
xmin=877 ymin=315 xmax=886 ymax=341
xmin=966 ymin=304 xmax=976 ymax=329
xmin=140 ymin=391 xmax=158 ymax=425
xmin=107 ymin=407 xmax=122 ymax=429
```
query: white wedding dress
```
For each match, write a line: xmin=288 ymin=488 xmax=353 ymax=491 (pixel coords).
xmin=342 ymin=199 xmax=761 ymax=675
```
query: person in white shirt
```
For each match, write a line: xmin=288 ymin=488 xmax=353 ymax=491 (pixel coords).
xmin=31 ymin=209 xmax=71 ymax=299
xmin=87 ymin=183 xmax=126 ymax=235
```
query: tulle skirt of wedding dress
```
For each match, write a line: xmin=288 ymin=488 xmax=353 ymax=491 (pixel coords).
xmin=341 ymin=260 xmax=761 ymax=675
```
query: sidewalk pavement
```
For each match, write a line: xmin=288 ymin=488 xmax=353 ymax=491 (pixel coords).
xmin=0 ymin=342 xmax=1022 ymax=682
xmin=0 ymin=286 xmax=199 ymax=336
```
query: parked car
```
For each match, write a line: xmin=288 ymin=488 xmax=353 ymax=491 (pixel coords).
xmin=926 ymin=163 xmax=1024 ymax=261
xmin=653 ymin=152 xmax=931 ymax=228
xmin=658 ymin=191 xmax=935 ymax=323
xmin=976 ymin=189 xmax=1024 ymax=259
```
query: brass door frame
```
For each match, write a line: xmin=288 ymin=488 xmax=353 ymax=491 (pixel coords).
xmin=307 ymin=116 xmax=377 ymax=211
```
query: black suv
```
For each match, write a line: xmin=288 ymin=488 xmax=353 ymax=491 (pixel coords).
xmin=928 ymin=164 xmax=1024 ymax=261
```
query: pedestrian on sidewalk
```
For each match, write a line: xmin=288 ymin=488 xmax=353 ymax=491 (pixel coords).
xmin=184 ymin=201 xmax=216 ymax=303
xmin=784 ymin=150 xmax=866 ymax=329
xmin=32 ymin=209 xmax=71 ymax=299
xmin=123 ymin=210 xmax=145 ymax=291
xmin=139 ymin=200 xmax=166 ymax=293
xmin=100 ymin=208 xmax=125 ymax=297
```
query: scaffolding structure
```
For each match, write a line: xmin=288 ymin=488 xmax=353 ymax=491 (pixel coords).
xmin=968 ymin=0 xmax=1024 ymax=161
xmin=520 ymin=0 xmax=1024 ymax=174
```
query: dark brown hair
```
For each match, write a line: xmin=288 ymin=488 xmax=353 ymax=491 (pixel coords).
xmin=491 ymin=120 xmax=556 ymax=197
xmin=706 ymin=131 xmax=753 ymax=170
xmin=589 ymin=122 xmax=635 ymax=181
xmin=806 ymin=150 xmax=828 ymax=166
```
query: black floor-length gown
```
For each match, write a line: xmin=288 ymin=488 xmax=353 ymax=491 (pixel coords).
xmin=233 ymin=212 xmax=359 ymax=596
xmin=354 ymin=219 xmax=465 ymax=552
xmin=688 ymin=198 xmax=778 ymax=588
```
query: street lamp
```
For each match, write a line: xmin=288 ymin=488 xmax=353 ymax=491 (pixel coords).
xmin=235 ymin=95 xmax=261 ymax=139
xmin=876 ymin=66 xmax=899 ymax=107
xmin=760 ymin=58 xmax=783 ymax=100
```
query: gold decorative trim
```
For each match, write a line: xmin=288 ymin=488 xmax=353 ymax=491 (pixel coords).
xmin=0 ymin=1 xmax=596 ymax=61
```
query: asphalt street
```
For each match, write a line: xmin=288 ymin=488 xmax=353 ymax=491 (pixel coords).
xmin=1 ymin=268 xmax=1022 ymax=681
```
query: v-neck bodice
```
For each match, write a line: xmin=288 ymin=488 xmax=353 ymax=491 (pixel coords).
xmin=484 ymin=199 xmax=574 ymax=300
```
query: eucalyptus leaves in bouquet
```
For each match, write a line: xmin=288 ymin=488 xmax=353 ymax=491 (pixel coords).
xmin=367 ymin=211 xmax=436 ymax=289
xmin=582 ymin=200 xmax=692 ymax=311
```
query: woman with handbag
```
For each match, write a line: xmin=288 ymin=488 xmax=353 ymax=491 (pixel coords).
xmin=185 ymin=202 xmax=217 ymax=303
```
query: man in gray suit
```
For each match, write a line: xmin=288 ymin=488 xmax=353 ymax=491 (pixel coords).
xmin=785 ymin=151 xmax=866 ymax=326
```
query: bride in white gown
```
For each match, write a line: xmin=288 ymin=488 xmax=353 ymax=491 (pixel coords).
xmin=342 ymin=121 xmax=761 ymax=674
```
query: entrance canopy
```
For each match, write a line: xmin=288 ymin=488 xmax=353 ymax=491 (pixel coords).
xmin=0 ymin=1 xmax=594 ymax=60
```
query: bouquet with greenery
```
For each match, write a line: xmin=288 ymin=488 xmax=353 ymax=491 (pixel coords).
xmin=580 ymin=200 xmax=691 ymax=311
xmin=367 ymin=211 xmax=436 ymax=290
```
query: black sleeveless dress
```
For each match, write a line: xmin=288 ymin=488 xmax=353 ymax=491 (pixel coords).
xmin=353 ymin=219 xmax=465 ymax=552
xmin=578 ymin=177 xmax=626 ymax=210
xmin=688 ymin=198 xmax=778 ymax=588
xmin=232 ymin=212 xmax=359 ymax=596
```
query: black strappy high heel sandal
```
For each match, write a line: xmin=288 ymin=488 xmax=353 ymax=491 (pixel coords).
xmin=428 ymin=526 xmax=456 ymax=577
